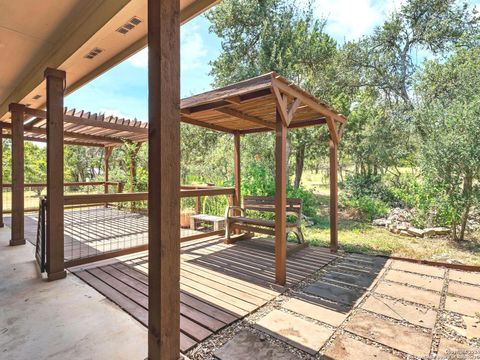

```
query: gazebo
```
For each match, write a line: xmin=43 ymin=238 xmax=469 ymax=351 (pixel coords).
xmin=180 ymin=71 xmax=346 ymax=285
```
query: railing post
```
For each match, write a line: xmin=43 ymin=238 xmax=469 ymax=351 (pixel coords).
xmin=45 ymin=68 xmax=66 ymax=281
xmin=9 ymin=103 xmax=25 ymax=246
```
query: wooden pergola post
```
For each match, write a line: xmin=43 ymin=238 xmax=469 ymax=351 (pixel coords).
xmin=45 ymin=68 xmax=67 ymax=281
xmin=329 ymin=136 xmax=338 ymax=252
xmin=0 ymin=123 xmax=3 ymax=228
xmin=233 ymin=132 xmax=241 ymax=210
xmin=275 ymin=109 xmax=287 ymax=286
xmin=148 ymin=0 xmax=180 ymax=358
xmin=9 ymin=103 xmax=25 ymax=246
xmin=104 ymin=146 xmax=113 ymax=194
xmin=129 ymin=143 xmax=141 ymax=192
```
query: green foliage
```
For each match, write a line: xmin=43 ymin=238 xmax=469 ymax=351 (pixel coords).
xmin=341 ymin=196 xmax=390 ymax=221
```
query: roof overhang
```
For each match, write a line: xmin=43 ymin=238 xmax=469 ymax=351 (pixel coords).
xmin=0 ymin=0 xmax=220 ymax=120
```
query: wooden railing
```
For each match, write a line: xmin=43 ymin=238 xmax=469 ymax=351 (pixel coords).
xmin=60 ymin=186 xmax=234 ymax=267
xmin=1 ymin=181 xmax=123 ymax=213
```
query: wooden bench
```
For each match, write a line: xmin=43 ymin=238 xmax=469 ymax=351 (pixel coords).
xmin=190 ymin=214 xmax=226 ymax=231
xmin=225 ymin=196 xmax=306 ymax=248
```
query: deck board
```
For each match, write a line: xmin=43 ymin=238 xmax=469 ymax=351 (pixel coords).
xmin=71 ymin=237 xmax=340 ymax=352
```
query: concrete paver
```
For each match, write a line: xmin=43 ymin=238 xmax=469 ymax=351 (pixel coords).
xmin=361 ymin=294 xmax=437 ymax=328
xmin=449 ymin=270 xmax=480 ymax=286
xmin=445 ymin=295 xmax=480 ymax=317
xmin=390 ymin=260 xmax=445 ymax=277
xmin=255 ymin=309 xmax=333 ymax=355
xmin=345 ymin=311 xmax=432 ymax=357
xmin=305 ymin=280 xmax=366 ymax=307
xmin=323 ymin=269 xmax=380 ymax=289
xmin=384 ymin=269 xmax=444 ymax=292
xmin=448 ymin=281 xmax=480 ymax=301
xmin=375 ymin=281 xmax=441 ymax=308
xmin=214 ymin=330 xmax=297 ymax=360
xmin=437 ymin=338 xmax=479 ymax=359
xmin=283 ymin=297 xmax=348 ymax=327
xmin=323 ymin=334 xmax=403 ymax=360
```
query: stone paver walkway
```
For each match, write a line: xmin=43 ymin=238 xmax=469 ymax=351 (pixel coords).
xmin=213 ymin=254 xmax=480 ymax=360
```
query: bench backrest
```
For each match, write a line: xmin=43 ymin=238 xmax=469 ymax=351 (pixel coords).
xmin=243 ymin=196 xmax=302 ymax=216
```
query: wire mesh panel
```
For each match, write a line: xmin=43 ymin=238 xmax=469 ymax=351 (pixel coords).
xmin=64 ymin=202 xmax=148 ymax=264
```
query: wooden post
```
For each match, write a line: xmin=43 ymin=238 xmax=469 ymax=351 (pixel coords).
xmin=104 ymin=146 xmax=113 ymax=194
xmin=9 ymin=103 xmax=25 ymax=246
xmin=329 ymin=138 xmax=338 ymax=252
xmin=275 ymin=109 xmax=287 ymax=286
xmin=233 ymin=132 xmax=241 ymax=210
xmin=45 ymin=68 xmax=66 ymax=281
xmin=148 ymin=0 xmax=180 ymax=358
xmin=0 ymin=123 xmax=3 ymax=228
xmin=129 ymin=143 xmax=141 ymax=192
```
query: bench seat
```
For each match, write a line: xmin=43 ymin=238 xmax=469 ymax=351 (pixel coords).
xmin=225 ymin=196 xmax=305 ymax=246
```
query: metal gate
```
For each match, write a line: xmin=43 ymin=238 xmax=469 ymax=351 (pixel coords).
xmin=35 ymin=197 xmax=47 ymax=273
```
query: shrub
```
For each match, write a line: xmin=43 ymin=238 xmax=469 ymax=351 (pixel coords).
xmin=340 ymin=195 xmax=389 ymax=221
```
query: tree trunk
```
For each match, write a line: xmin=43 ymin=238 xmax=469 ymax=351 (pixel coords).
xmin=459 ymin=174 xmax=473 ymax=241
xmin=294 ymin=143 xmax=305 ymax=189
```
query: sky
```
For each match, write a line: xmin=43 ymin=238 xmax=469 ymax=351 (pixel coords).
xmin=65 ymin=0 xmax=479 ymax=122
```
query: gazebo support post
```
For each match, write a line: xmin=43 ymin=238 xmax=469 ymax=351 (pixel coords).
xmin=148 ymin=0 xmax=181 ymax=358
xmin=0 ymin=123 xmax=3 ymax=228
xmin=233 ymin=131 xmax=241 ymax=212
xmin=9 ymin=103 xmax=25 ymax=246
xmin=104 ymin=146 xmax=113 ymax=194
xmin=329 ymin=137 xmax=338 ymax=252
xmin=129 ymin=143 xmax=141 ymax=192
xmin=275 ymin=109 xmax=287 ymax=286
xmin=45 ymin=68 xmax=67 ymax=281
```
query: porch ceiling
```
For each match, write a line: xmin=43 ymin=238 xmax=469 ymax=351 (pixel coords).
xmin=0 ymin=0 xmax=220 ymax=120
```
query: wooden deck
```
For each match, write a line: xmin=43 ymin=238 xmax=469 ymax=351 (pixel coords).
xmin=71 ymin=237 xmax=340 ymax=353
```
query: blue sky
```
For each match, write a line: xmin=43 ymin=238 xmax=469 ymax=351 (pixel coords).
xmin=65 ymin=0 xmax=479 ymax=122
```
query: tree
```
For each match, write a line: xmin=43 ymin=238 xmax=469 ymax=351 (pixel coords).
xmin=414 ymin=46 xmax=480 ymax=241
xmin=206 ymin=0 xmax=343 ymax=188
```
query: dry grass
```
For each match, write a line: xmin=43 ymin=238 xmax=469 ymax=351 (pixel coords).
xmin=301 ymin=173 xmax=480 ymax=266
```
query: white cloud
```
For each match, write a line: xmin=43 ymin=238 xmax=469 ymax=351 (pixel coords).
xmin=127 ymin=25 xmax=207 ymax=71
xmin=128 ymin=48 xmax=148 ymax=68
xmin=98 ymin=108 xmax=127 ymax=118
xmin=312 ymin=0 xmax=406 ymax=41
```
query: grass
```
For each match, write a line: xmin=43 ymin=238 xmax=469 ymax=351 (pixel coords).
xmin=302 ymin=172 xmax=480 ymax=266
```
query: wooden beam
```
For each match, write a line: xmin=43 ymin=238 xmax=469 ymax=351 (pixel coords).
xmin=148 ymin=0 xmax=181 ymax=358
xmin=181 ymin=115 xmax=235 ymax=134
xmin=275 ymin=109 xmax=287 ymax=286
xmin=238 ymin=117 xmax=327 ymax=134
xmin=45 ymin=68 xmax=66 ymax=281
xmin=0 ymin=124 xmax=4 ymax=228
xmin=271 ymin=75 xmax=346 ymax=123
xmin=287 ymin=98 xmax=301 ymax=122
xmin=9 ymin=103 xmax=25 ymax=246
xmin=24 ymin=107 xmax=148 ymax=135
xmin=272 ymin=86 xmax=289 ymax=126
xmin=217 ymin=107 xmax=275 ymax=129
xmin=329 ymin=138 xmax=338 ymax=252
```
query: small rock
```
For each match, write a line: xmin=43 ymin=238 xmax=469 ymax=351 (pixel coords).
xmin=407 ymin=227 xmax=424 ymax=238
xmin=432 ymin=227 xmax=451 ymax=236
xmin=400 ymin=230 xmax=414 ymax=237
xmin=423 ymin=228 xmax=437 ymax=237
xmin=372 ymin=218 xmax=388 ymax=227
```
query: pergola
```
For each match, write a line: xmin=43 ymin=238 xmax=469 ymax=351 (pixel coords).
xmin=180 ymin=72 xmax=346 ymax=285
